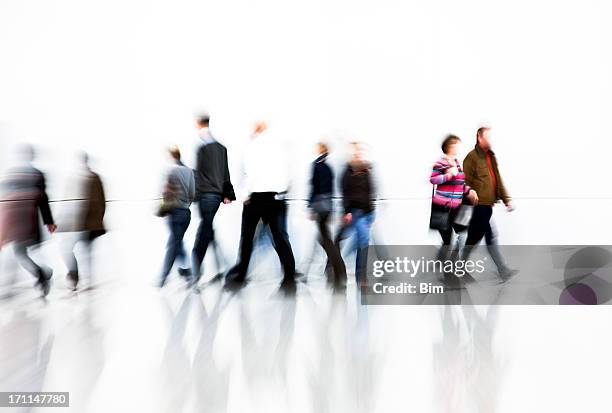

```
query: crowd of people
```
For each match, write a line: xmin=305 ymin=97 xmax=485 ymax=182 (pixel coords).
xmin=0 ymin=115 xmax=516 ymax=298
xmin=157 ymin=116 xmax=377 ymax=295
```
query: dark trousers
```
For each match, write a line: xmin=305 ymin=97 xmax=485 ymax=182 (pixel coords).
xmin=463 ymin=205 xmax=507 ymax=271
xmin=235 ymin=193 xmax=295 ymax=282
xmin=316 ymin=211 xmax=346 ymax=284
xmin=192 ymin=193 xmax=222 ymax=278
xmin=438 ymin=207 xmax=462 ymax=246
xmin=160 ymin=208 xmax=191 ymax=284
xmin=437 ymin=207 xmax=466 ymax=263
xmin=465 ymin=205 xmax=494 ymax=246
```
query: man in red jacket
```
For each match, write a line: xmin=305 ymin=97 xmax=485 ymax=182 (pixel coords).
xmin=0 ymin=145 xmax=56 ymax=297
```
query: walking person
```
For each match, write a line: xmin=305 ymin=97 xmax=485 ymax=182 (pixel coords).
xmin=158 ymin=146 xmax=195 ymax=287
xmin=429 ymin=135 xmax=478 ymax=282
xmin=190 ymin=115 xmax=235 ymax=288
xmin=461 ymin=127 xmax=518 ymax=282
xmin=225 ymin=120 xmax=296 ymax=293
xmin=308 ymin=142 xmax=346 ymax=289
xmin=0 ymin=145 xmax=56 ymax=297
xmin=332 ymin=142 xmax=376 ymax=287
xmin=57 ymin=152 xmax=107 ymax=291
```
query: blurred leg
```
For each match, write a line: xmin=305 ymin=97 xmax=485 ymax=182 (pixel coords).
xmin=62 ymin=232 xmax=82 ymax=288
xmin=328 ymin=215 xmax=354 ymax=277
xmin=263 ymin=199 xmax=295 ymax=281
xmin=192 ymin=194 xmax=222 ymax=279
xmin=354 ymin=211 xmax=374 ymax=284
xmin=13 ymin=240 xmax=46 ymax=283
xmin=317 ymin=211 xmax=346 ymax=284
xmin=62 ymin=233 xmax=80 ymax=275
xmin=234 ymin=201 xmax=261 ymax=282
xmin=160 ymin=209 xmax=191 ymax=286
xmin=462 ymin=205 xmax=492 ymax=261
xmin=484 ymin=219 xmax=509 ymax=273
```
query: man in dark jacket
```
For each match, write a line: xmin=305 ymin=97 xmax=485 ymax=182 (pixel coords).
xmin=190 ymin=115 xmax=235 ymax=287
xmin=308 ymin=142 xmax=346 ymax=288
xmin=462 ymin=127 xmax=517 ymax=281
xmin=0 ymin=145 xmax=56 ymax=297
xmin=333 ymin=142 xmax=375 ymax=286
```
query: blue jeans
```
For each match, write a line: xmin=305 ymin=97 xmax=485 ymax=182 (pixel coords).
xmin=334 ymin=209 xmax=374 ymax=283
xmin=160 ymin=208 xmax=191 ymax=285
xmin=191 ymin=193 xmax=223 ymax=279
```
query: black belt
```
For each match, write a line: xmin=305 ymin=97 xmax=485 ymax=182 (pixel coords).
xmin=250 ymin=191 xmax=287 ymax=201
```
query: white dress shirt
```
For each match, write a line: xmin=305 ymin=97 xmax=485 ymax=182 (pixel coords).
xmin=240 ymin=131 xmax=290 ymax=199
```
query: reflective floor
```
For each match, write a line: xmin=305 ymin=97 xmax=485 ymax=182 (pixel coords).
xmin=1 ymin=270 xmax=611 ymax=413
xmin=1 ymin=200 xmax=611 ymax=412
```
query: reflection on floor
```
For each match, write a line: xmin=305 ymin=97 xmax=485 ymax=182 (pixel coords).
xmin=1 ymin=267 xmax=610 ymax=412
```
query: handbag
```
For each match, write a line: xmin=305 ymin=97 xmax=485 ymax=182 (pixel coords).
xmin=429 ymin=186 xmax=452 ymax=231
xmin=156 ymin=196 xmax=178 ymax=217
xmin=155 ymin=181 xmax=179 ymax=217
xmin=453 ymin=199 xmax=474 ymax=228
xmin=311 ymin=194 xmax=333 ymax=214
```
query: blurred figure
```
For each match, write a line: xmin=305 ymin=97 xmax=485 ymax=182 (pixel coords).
xmin=0 ymin=145 xmax=56 ymax=297
xmin=190 ymin=114 xmax=235 ymax=288
xmin=429 ymin=135 xmax=478 ymax=281
xmin=462 ymin=127 xmax=517 ymax=281
xmin=225 ymin=121 xmax=296 ymax=292
xmin=308 ymin=142 xmax=346 ymax=289
xmin=159 ymin=146 xmax=195 ymax=287
xmin=332 ymin=142 xmax=375 ymax=287
xmin=58 ymin=152 xmax=107 ymax=290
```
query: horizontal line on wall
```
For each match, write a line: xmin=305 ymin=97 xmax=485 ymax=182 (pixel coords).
xmin=0 ymin=196 xmax=607 ymax=204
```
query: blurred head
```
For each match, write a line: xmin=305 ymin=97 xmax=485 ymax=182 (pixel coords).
xmin=168 ymin=145 xmax=181 ymax=162
xmin=476 ymin=127 xmax=491 ymax=151
xmin=16 ymin=144 xmax=35 ymax=164
xmin=253 ymin=120 xmax=268 ymax=135
xmin=79 ymin=151 xmax=90 ymax=168
xmin=195 ymin=114 xmax=210 ymax=129
xmin=350 ymin=141 xmax=364 ymax=163
xmin=317 ymin=142 xmax=329 ymax=156
xmin=441 ymin=134 xmax=461 ymax=157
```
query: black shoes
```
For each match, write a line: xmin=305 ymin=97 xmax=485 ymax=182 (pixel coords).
xmin=67 ymin=271 xmax=79 ymax=291
xmin=279 ymin=277 xmax=297 ymax=295
xmin=224 ymin=275 xmax=247 ymax=291
xmin=37 ymin=268 xmax=53 ymax=297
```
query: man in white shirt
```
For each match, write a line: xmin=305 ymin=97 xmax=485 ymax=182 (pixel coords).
xmin=226 ymin=121 xmax=296 ymax=292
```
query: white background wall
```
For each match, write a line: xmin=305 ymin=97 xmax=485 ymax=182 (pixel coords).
xmin=1 ymin=0 xmax=611 ymax=202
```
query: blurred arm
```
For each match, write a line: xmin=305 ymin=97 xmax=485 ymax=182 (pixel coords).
xmin=341 ymin=167 xmax=350 ymax=214
xmin=37 ymin=174 xmax=54 ymax=226
xmin=462 ymin=155 xmax=475 ymax=189
xmin=308 ymin=163 xmax=316 ymax=207
xmin=495 ymin=158 xmax=511 ymax=205
xmin=222 ymin=147 xmax=236 ymax=201
xmin=429 ymin=161 xmax=454 ymax=185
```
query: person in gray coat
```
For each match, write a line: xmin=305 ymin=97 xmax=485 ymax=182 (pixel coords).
xmin=159 ymin=146 xmax=195 ymax=287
